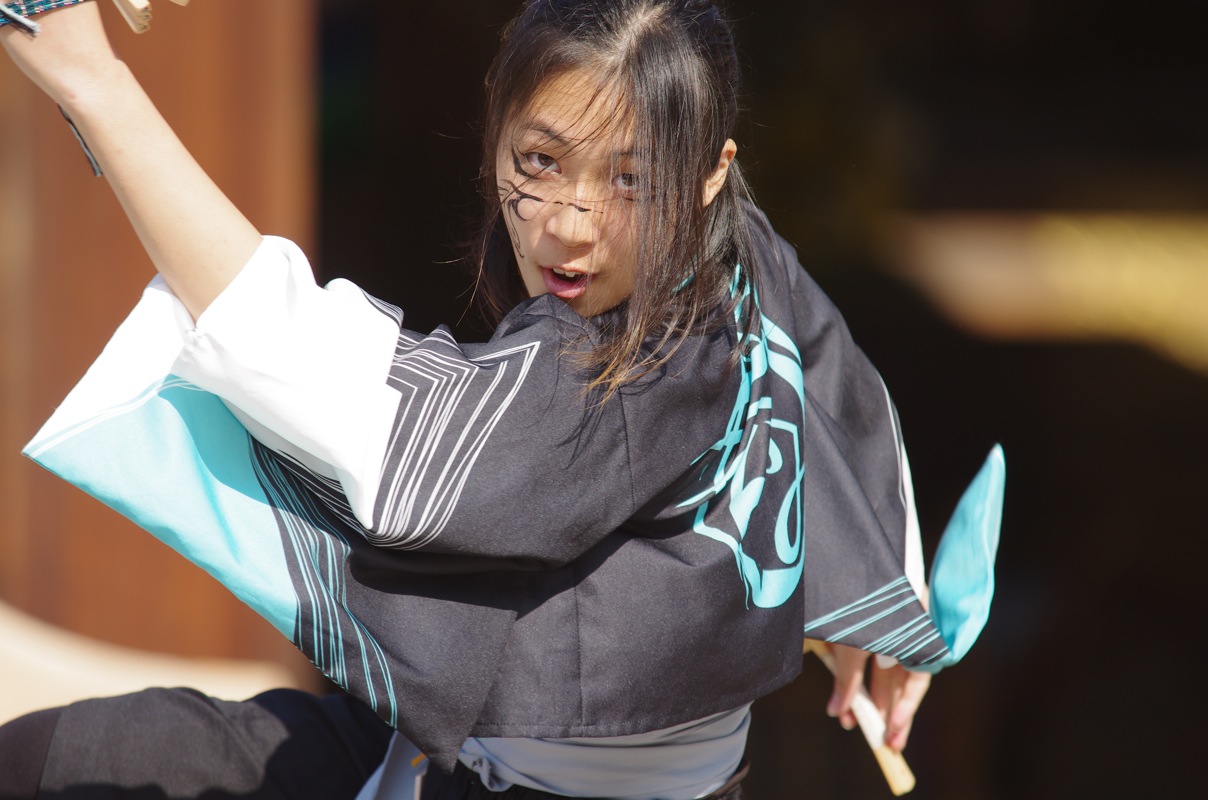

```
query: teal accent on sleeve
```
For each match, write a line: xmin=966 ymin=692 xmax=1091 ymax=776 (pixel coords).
xmin=24 ymin=379 xmax=300 ymax=638
xmin=915 ymin=444 xmax=1005 ymax=674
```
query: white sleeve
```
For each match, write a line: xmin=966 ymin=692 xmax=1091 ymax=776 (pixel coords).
xmin=171 ymin=236 xmax=402 ymax=529
xmin=899 ymin=441 xmax=928 ymax=604
xmin=875 ymin=439 xmax=928 ymax=670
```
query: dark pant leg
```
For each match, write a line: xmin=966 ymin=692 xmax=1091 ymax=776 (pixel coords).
xmin=0 ymin=687 xmax=391 ymax=800
xmin=0 ymin=706 xmax=61 ymax=800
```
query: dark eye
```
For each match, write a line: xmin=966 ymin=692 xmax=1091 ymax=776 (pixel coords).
xmin=613 ymin=173 xmax=640 ymax=195
xmin=524 ymin=152 xmax=559 ymax=174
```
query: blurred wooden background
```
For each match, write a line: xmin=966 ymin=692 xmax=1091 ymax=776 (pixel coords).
xmin=0 ymin=0 xmax=318 ymax=679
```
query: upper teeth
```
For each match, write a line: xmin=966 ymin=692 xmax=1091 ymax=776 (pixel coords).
xmin=552 ymin=268 xmax=579 ymax=278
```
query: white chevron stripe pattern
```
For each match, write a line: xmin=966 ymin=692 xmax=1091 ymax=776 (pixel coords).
xmin=250 ymin=439 xmax=399 ymax=725
xmin=367 ymin=330 xmax=541 ymax=549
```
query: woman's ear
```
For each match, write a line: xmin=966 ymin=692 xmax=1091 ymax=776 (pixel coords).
xmin=703 ymin=139 xmax=738 ymax=208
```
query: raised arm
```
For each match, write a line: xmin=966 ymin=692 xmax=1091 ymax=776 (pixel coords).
xmin=0 ymin=2 xmax=261 ymax=320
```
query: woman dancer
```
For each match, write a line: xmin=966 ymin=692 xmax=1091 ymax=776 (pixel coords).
xmin=0 ymin=2 xmax=989 ymax=798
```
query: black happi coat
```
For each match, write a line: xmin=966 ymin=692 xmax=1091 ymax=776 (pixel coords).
xmin=27 ymin=208 xmax=946 ymax=773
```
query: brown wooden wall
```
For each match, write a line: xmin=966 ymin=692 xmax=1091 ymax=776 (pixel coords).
xmin=0 ymin=0 xmax=318 ymax=678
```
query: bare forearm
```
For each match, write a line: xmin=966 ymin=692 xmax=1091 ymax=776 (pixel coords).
xmin=2 ymin=3 xmax=261 ymax=319
xmin=61 ymin=60 xmax=261 ymax=318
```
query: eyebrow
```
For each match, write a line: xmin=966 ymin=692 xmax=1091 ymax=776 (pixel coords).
xmin=520 ymin=122 xmax=636 ymax=159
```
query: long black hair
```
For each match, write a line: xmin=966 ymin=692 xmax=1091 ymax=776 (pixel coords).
xmin=473 ymin=0 xmax=758 ymax=399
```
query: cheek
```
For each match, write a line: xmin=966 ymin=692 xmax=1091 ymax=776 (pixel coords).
xmin=602 ymin=213 xmax=640 ymax=262
xmin=498 ymin=192 xmax=535 ymax=255
xmin=507 ymin=210 xmax=539 ymax=252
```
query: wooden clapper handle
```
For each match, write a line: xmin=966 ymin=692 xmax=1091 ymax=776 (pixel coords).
xmin=804 ymin=639 xmax=917 ymax=796
xmin=112 ymin=0 xmax=190 ymax=34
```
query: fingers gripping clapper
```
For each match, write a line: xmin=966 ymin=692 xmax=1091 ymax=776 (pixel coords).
xmin=1 ymin=1 xmax=191 ymax=36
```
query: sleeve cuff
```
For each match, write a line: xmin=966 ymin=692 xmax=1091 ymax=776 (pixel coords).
xmin=170 ymin=236 xmax=403 ymax=529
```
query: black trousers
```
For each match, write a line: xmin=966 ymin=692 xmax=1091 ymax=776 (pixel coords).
xmin=0 ymin=689 xmax=746 ymax=800
xmin=0 ymin=688 xmax=392 ymax=800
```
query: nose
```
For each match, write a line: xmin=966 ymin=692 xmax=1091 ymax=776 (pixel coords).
xmin=543 ymin=200 xmax=596 ymax=250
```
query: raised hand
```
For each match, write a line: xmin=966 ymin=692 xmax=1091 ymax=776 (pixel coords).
xmin=0 ymin=2 xmax=118 ymax=106
xmin=0 ymin=1 xmax=192 ymax=37
xmin=1 ymin=0 xmax=260 ymax=319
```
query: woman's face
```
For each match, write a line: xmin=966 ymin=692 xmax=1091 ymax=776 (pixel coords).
xmin=495 ymin=69 xmax=640 ymax=318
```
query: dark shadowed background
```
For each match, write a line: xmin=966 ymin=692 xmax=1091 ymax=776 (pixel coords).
xmin=315 ymin=1 xmax=1207 ymax=798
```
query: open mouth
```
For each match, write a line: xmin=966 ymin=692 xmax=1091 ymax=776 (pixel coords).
xmin=542 ymin=266 xmax=591 ymax=300
xmin=551 ymin=267 xmax=585 ymax=283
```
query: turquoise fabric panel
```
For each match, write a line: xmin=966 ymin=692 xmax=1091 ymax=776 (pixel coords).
xmin=24 ymin=378 xmax=299 ymax=638
xmin=916 ymin=444 xmax=1005 ymax=673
